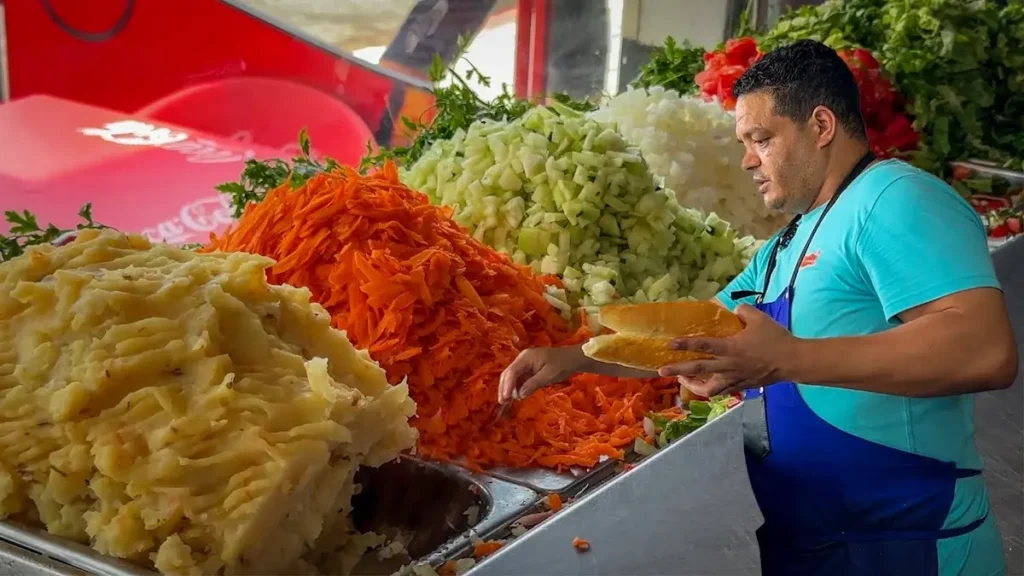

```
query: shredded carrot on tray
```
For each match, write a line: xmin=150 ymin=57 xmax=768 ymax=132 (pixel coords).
xmin=205 ymin=162 xmax=677 ymax=470
xmin=546 ymin=493 xmax=563 ymax=512
xmin=472 ymin=540 xmax=505 ymax=559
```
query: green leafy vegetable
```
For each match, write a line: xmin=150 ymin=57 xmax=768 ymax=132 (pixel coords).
xmin=361 ymin=37 xmax=594 ymax=171
xmin=755 ymin=0 xmax=1024 ymax=173
xmin=631 ymin=36 xmax=707 ymax=96
xmin=758 ymin=0 xmax=886 ymax=52
xmin=876 ymin=0 xmax=1002 ymax=172
xmin=645 ymin=395 xmax=736 ymax=447
xmin=215 ymin=127 xmax=340 ymax=217
xmin=988 ymin=2 xmax=1024 ymax=171
xmin=0 ymin=204 xmax=109 ymax=262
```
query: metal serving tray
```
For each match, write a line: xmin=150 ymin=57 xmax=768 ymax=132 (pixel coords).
xmin=0 ymin=456 xmax=539 ymax=576
xmin=483 ymin=457 xmax=621 ymax=496
xmin=953 ymin=160 xmax=1024 ymax=187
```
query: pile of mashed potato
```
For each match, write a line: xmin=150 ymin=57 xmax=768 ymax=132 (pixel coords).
xmin=0 ymin=230 xmax=417 ymax=575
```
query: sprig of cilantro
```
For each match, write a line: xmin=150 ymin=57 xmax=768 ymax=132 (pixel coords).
xmin=215 ymin=128 xmax=340 ymax=218
xmin=0 ymin=204 xmax=109 ymax=262
xmin=360 ymin=36 xmax=594 ymax=171
xmin=217 ymin=42 xmax=595 ymax=212
xmin=631 ymin=36 xmax=706 ymax=96
xmin=647 ymin=395 xmax=734 ymax=446
xmin=755 ymin=0 xmax=1023 ymax=174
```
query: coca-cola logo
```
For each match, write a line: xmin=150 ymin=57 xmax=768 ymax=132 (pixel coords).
xmin=140 ymin=196 xmax=235 ymax=245
xmin=79 ymin=121 xmax=258 ymax=164
xmin=161 ymin=138 xmax=257 ymax=164
xmin=79 ymin=120 xmax=188 ymax=147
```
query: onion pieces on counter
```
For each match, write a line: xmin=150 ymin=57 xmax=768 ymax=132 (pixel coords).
xmin=590 ymin=87 xmax=788 ymax=239
xmin=206 ymin=162 xmax=678 ymax=470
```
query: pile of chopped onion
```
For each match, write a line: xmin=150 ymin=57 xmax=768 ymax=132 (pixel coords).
xmin=402 ymin=104 xmax=759 ymax=307
xmin=590 ymin=87 xmax=788 ymax=239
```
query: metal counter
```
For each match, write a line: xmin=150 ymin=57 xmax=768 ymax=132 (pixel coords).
xmin=979 ymin=236 xmax=1024 ymax=574
xmin=0 ymin=234 xmax=1019 ymax=576
xmin=473 ymin=395 xmax=762 ymax=576
xmin=475 ymin=235 xmax=1024 ymax=576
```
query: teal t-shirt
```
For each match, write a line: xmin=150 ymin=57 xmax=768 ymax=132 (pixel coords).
xmin=717 ymin=159 xmax=1005 ymax=575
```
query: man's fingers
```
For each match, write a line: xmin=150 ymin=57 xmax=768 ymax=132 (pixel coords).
xmin=705 ymin=374 xmax=738 ymax=396
xmin=676 ymin=376 xmax=709 ymax=395
xmin=734 ymin=303 xmax=769 ymax=326
xmin=518 ymin=367 xmax=563 ymax=399
xmin=670 ymin=337 xmax=730 ymax=355
xmin=498 ymin=355 xmax=530 ymax=403
xmin=678 ymin=374 xmax=740 ymax=397
xmin=658 ymin=359 xmax=731 ymax=378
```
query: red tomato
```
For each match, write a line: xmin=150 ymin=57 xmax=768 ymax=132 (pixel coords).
xmin=883 ymin=115 xmax=920 ymax=151
xmin=951 ymin=165 xmax=973 ymax=181
xmin=853 ymin=48 xmax=881 ymax=70
xmin=969 ymin=195 xmax=1012 ymax=213
xmin=724 ymin=37 xmax=759 ymax=63
xmin=1007 ymin=218 xmax=1022 ymax=235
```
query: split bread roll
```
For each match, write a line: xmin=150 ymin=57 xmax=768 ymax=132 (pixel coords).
xmin=582 ymin=301 xmax=744 ymax=371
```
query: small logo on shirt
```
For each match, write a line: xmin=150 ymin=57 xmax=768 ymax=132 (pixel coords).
xmin=800 ymin=250 xmax=821 ymax=269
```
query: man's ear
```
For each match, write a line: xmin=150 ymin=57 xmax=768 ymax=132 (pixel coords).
xmin=810 ymin=105 xmax=838 ymax=148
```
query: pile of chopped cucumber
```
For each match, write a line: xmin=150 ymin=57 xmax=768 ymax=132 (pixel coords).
xmin=402 ymin=104 xmax=759 ymax=308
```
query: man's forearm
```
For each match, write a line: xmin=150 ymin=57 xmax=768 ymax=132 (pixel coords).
xmin=782 ymin=308 xmax=1017 ymax=397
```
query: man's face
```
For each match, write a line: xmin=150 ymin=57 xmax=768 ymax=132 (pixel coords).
xmin=735 ymin=92 xmax=823 ymax=214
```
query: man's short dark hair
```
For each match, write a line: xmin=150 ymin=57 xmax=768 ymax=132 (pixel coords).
xmin=733 ymin=39 xmax=867 ymax=140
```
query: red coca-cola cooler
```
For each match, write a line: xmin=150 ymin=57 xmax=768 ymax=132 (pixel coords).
xmin=0 ymin=0 xmax=508 ymax=152
xmin=0 ymin=94 xmax=279 ymax=245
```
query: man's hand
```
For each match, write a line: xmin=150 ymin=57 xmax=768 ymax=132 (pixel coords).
xmin=498 ymin=346 xmax=588 ymax=403
xmin=498 ymin=344 xmax=661 ymax=403
xmin=658 ymin=304 xmax=799 ymax=396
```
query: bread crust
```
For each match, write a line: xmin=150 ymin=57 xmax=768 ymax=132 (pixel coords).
xmin=583 ymin=301 xmax=743 ymax=370
xmin=597 ymin=301 xmax=743 ymax=337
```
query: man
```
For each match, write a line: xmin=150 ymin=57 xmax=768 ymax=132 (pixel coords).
xmin=498 ymin=40 xmax=1017 ymax=576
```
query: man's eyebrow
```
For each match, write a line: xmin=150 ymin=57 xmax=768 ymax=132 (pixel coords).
xmin=737 ymin=126 xmax=759 ymax=141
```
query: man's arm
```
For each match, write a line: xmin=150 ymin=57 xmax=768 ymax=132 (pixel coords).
xmin=784 ymin=287 xmax=1017 ymax=396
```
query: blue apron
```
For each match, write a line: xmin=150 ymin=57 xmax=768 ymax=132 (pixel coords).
xmin=731 ymin=153 xmax=986 ymax=576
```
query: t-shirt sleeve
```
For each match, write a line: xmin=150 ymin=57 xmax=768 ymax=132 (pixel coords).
xmin=856 ymin=173 xmax=1000 ymax=323
xmin=716 ymin=238 xmax=773 ymax=311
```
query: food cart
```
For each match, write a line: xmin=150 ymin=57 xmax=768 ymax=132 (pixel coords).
xmin=1 ymin=1 xmax=1021 ymax=575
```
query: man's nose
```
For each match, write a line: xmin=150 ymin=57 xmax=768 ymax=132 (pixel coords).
xmin=741 ymin=149 xmax=760 ymax=171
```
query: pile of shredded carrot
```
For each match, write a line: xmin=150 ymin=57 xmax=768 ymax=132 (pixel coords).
xmin=205 ymin=162 xmax=677 ymax=470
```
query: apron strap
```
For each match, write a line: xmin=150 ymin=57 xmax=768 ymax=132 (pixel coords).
xmin=786 ymin=152 xmax=876 ymax=292
xmin=731 ymin=152 xmax=875 ymax=305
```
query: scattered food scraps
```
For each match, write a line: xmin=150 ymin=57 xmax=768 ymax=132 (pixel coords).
xmin=573 ymin=537 xmax=591 ymax=552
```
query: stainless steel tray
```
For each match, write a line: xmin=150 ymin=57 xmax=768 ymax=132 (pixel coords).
xmin=483 ymin=457 xmax=621 ymax=495
xmin=0 ymin=538 xmax=85 ymax=576
xmin=0 ymin=457 xmax=540 ymax=576
xmin=953 ymin=160 xmax=1024 ymax=187
xmin=0 ymin=524 xmax=147 ymax=576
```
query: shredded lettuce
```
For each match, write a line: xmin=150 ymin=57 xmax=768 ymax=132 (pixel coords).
xmin=648 ymin=395 xmax=736 ymax=446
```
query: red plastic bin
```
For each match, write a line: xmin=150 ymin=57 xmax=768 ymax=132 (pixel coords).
xmin=136 ymin=76 xmax=375 ymax=166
